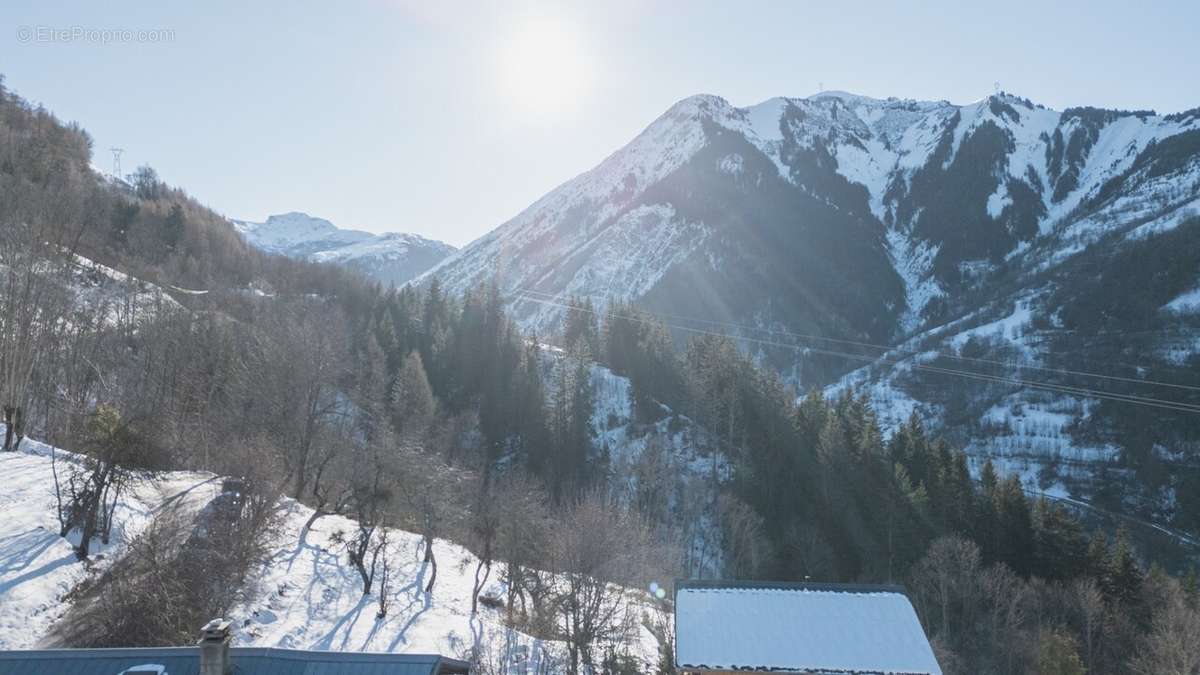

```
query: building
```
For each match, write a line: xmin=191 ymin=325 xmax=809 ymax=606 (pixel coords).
xmin=0 ymin=620 xmax=470 ymax=675
xmin=674 ymin=580 xmax=941 ymax=675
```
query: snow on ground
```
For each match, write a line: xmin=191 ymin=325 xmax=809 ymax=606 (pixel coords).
xmin=1164 ymin=285 xmax=1200 ymax=314
xmin=0 ymin=428 xmax=664 ymax=670
xmin=232 ymin=500 xmax=543 ymax=664
xmin=0 ymin=435 xmax=219 ymax=650
xmin=949 ymin=299 xmax=1034 ymax=357
xmin=967 ymin=395 xmax=1120 ymax=498
xmin=70 ymin=255 xmax=183 ymax=325
xmin=590 ymin=364 xmax=727 ymax=481
xmin=230 ymin=496 xmax=663 ymax=672
xmin=886 ymin=228 xmax=944 ymax=333
xmin=987 ymin=180 xmax=1012 ymax=219
xmin=1158 ymin=334 xmax=1200 ymax=366
xmin=586 ymin=362 xmax=726 ymax=578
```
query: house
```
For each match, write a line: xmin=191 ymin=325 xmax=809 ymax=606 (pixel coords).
xmin=674 ymin=580 xmax=941 ymax=675
xmin=0 ymin=620 xmax=470 ymax=675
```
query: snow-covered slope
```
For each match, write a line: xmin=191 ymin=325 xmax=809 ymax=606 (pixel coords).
xmin=0 ymin=438 xmax=220 ymax=650
xmin=0 ymin=433 xmax=665 ymax=670
xmin=234 ymin=213 xmax=456 ymax=286
xmin=422 ymin=92 xmax=1199 ymax=337
xmin=228 ymin=497 xmax=661 ymax=670
xmin=421 ymin=90 xmax=1200 ymax=533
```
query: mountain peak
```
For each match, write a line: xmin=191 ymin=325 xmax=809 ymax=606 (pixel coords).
xmin=234 ymin=213 xmax=454 ymax=286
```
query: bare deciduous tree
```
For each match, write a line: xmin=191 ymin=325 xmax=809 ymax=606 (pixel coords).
xmin=1128 ymin=583 xmax=1200 ymax=675
xmin=56 ymin=405 xmax=157 ymax=559
xmin=911 ymin=535 xmax=983 ymax=644
xmin=0 ymin=221 xmax=77 ymax=451
xmin=548 ymin=492 xmax=671 ymax=675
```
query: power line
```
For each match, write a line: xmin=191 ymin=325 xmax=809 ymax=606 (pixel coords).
xmin=511 ymin=291 xmax=1200 ymax=415
xmin=512 ymin=287 xmax=1200 ymax=394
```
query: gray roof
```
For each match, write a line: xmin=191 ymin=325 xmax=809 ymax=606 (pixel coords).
xmin=0 ymin=647 xmax=469 ymax=675
xmin=674 ymin=580 xmax=941 ymax=675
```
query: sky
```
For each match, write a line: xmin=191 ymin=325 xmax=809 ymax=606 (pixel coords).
xmin=3 ymin=0 xmax=1198 ymax=247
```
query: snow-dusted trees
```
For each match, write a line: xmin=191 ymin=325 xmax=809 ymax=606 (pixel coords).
xmin=562 ymin=295 xmax=599 ymax=356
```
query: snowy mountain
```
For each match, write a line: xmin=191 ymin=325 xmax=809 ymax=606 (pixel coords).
xmin=234 ymin=212 xmax=456 ymax=286
xmin=421 ymin=91 xmax=1200 ymax=531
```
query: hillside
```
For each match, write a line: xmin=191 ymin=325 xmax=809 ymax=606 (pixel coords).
xmin=421 ymin=90 xmax=1200 ymax=533
xmin=0 ymin=435 xmax=665 ymax=670
xmin=0 ymin=439 xmax=220 ymax=650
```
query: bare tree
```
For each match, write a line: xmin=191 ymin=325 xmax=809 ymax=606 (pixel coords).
xmin=333 ymin=438 xmax=395 ymax=596
xmin=911 ymin=535 xmax=983 ymax=644
xmin=548 ymin=492 xmax=670 ymax=675
xmin=468 ymin=473 xmax=516 ymax=615
xmin=243 ymin=302 xmax=348 ymax=499
xmin=56 ymin=405 xmax=157 ymax=559
xmin=468 ymin=470 xmax=549 ymax=612
xmin=493 ymin=471 xmax=551 ymax=624
xmin=0 ymin=221 xmax=76 ymax=451
xmin=1128 ymin=583 xmax=1200 ymax=675
xmin=375 ymin=527 xmax=394 ymax=618
xmin=981 ymin=563 xmax=1032 ymax=674
xmin=394 ymin=444 xmax=468 ymax=597
xmin=1073 ymin=577 xmax=1106 ymax=669
xmin=717 ymin=493 xmax=772 ymax=579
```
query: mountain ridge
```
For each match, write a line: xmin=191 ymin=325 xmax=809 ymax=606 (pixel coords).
xmin=234 ymin=212 xmax=456 ymax=286
xmin=418 ymin=88 xmax=1200 ymax=529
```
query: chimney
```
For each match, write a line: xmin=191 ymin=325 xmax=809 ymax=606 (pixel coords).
xmin=198 ymin=619 xmax=232 ymax=675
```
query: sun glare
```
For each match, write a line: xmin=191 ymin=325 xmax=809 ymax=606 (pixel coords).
xmin=495 ymin=15 xmax=593 ymax=120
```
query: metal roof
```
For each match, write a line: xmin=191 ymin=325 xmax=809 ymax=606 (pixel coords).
xmin=0 ymin=647 xmax=470 ymax=675
xmin=673 ymin=580 xmax=941 ymax=675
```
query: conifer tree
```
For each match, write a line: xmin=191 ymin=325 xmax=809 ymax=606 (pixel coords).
xmin=391 ymin=350 xmax=435 ymax=439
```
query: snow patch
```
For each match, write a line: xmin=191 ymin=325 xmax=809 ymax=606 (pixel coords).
xmin=1164 ymin=286 xmax=1200 ymax=314
xmin=987 ymin=180 xmax=1012 ymax=218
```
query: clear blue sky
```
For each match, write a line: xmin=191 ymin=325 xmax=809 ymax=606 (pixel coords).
xmin=3 ymin=0 xmax=1198 ymax=246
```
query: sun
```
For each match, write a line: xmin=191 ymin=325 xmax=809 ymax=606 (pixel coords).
xmin=495 ymin=15 xmax=593 ymax=121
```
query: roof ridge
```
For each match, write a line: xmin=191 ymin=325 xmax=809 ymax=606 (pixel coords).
xmin=675 ymin=579 xmax=909 ymax=595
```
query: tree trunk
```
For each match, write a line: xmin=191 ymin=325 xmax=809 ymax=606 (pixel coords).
xmin=423 ymin=534 xmax=438 ymax=594
xmin=77 ymin=495 xmax=99 ymax=560
xmin=12 ymin=405 xmax=23 ymax=451
xmin=471 ymin=558 xmax=492 ymax=614
xmin=302 ymin=509 xmax=326 ymax=535
xmin=353 ymin=527 xmax=375 ymax=596
xmin=292 ymin=453 xmax=308 ymax=500
xmin=2 ymin=405 xmax=14 ymax=451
